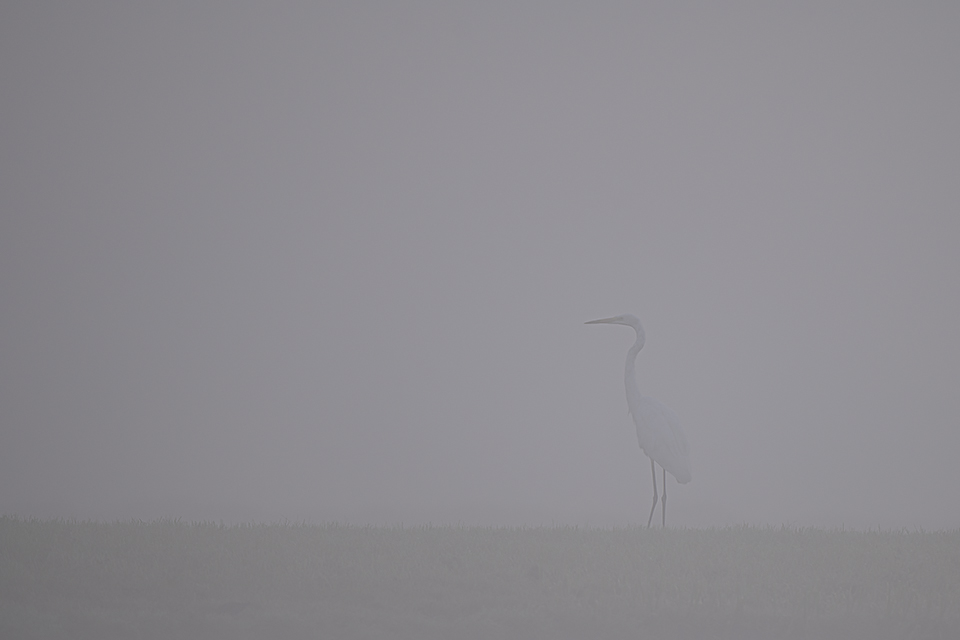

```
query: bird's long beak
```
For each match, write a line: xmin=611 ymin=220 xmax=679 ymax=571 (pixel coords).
xmin=585 ymin=317 xmax=619 ymax=324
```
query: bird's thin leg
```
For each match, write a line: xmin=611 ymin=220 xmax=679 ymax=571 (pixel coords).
xmin=661 ymin=467 xmax=667 ymax=528
xmin=646 ymin=459 xmax=659 ymax=528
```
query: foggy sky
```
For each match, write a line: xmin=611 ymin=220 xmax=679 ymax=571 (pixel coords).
xmin=2 ymin=2 xmax=959 ymax=529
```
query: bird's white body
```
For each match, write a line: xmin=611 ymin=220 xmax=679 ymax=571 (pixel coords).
xmin=631 ymin=395 xmax=691 ymax=484
xmin=586 ymin=313 xmax=690 ymax=526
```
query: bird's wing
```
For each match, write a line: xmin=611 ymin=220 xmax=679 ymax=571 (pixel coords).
xmin=633 ymin=396 xmax=691 ymax=484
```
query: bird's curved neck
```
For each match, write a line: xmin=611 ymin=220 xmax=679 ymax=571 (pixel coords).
xmin=624 ymin=330 xmax=644 ymax=409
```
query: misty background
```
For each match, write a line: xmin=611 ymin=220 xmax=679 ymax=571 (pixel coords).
xmin=1 ymin=2 xmax=958 ymax=530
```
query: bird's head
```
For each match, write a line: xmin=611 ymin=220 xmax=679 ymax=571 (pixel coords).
xmin=585 ymin=314 xmax=645 ymax=346
xmin=584 ymin=314 xmax=640 ymax=327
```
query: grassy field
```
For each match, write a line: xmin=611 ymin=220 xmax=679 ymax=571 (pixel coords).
xmin=1 ymin=517 xmax=958 ymax=639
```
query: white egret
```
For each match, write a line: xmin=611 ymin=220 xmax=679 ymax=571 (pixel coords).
xmin=586 ymin=314 xmax=690 ymax=527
